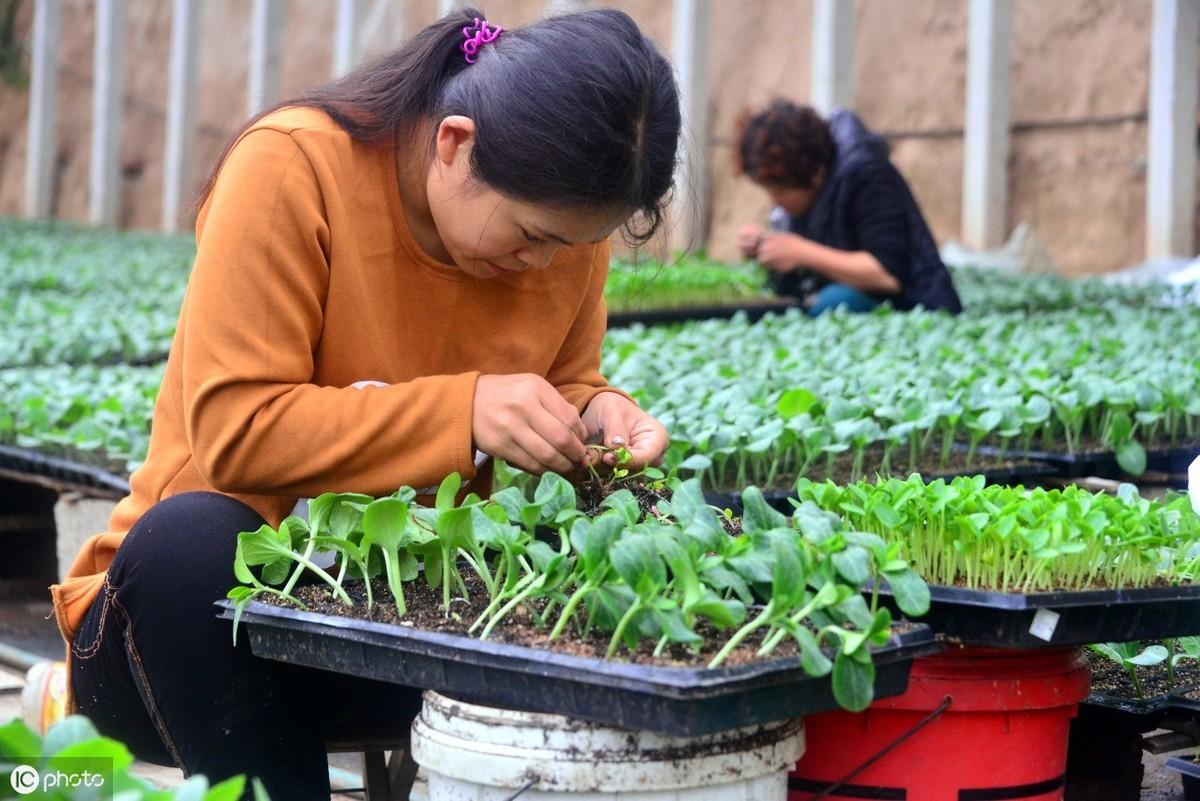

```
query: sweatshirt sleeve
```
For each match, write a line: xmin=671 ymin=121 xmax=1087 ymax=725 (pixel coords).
xmin=545 ymin=240 xmax=635 ymax=412
xmin=182 ymin=128 xmax=479 ymax=497
xmin=846 ymin=161 xmax=915 ymax=288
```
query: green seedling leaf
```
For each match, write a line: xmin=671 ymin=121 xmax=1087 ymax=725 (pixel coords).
xmin=832 ymin=650 xmax=876 ymax=712
xmin=437 ymin=506 xmax=476 ymax=552
xmin=435 ymin=472 xmax=463 ymax=512
xmin=831 ymin=545 xmax=870 ymax=584
xmin=1116 ymin=440 xmax=1147 ymax=476
xmin=1127 ymin=644 xmax=1169 ymax=666
xmin=702 ymin=565 xmax=755 ymax=605
xmin=679 ymin=454 xmax=713 ymax=471
xmin=0 ymin=718 xmax=41 ymax=757
xmin=611 ymin=534 xmax=666 ymax=595
xmin=777 ymin=387 xmax=817 ymax=419
xmin=833 ymin=592 xmax=875 ymax=629
xmin=742 ymin=487 xmax=788 ymax=533
xmin=203 ymin=776 xmax=251 ymax=801
xmin=489 ymin=487 xmax=526 ymax=523
xmin=883 ymin=568 xmax=931 ymax=617
xmin=653 ymin=605 xmax=703 ymax=645
xmin=690 ymin=591 xmax=747 ymax=628
xmin=601 ymin=490 xmax=641 ymax=525
xmin=535 ymin=472 xmax=576 ymax=521
xmin=588 ymin=583 xmax=636 ymax=631
xmin=793 ymin=627 xmax=832 ymax=676
xmin=42 ymin=715 xmax=105 ymax=757
xmin=525 ymin=540 xmax=562 ymax=573
xmin=771 ymin=536 xmax=805 ymax=609
xmin=362 ymin=498 xmax=409 ymax=550
xmin=235 ymin=525 xmax=293 ymax=586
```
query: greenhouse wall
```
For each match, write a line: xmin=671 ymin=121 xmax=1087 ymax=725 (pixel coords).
xmin=0 ymin=0 xmax=1192 ymax=275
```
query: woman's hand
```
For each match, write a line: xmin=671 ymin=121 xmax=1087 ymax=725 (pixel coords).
xmin=472 ymin=374 xmax=589 ymax=474
xmin=582 ymin=392 xmax=669 ymax=468
xmin=756 ymin=232 xmax=814 ymax=273
xmin=737 ymin=223 xmax=765 ymax=258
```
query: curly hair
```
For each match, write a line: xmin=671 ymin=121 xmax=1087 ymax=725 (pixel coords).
xmin=735 ymin=100 xmax=834 ymax=189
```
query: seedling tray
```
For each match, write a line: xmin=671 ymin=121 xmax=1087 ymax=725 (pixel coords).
xmin=874 ymin=582 xmax=1200 ymax=648
xmin=1163 ymin=690 xmax=1200 ymax=716
xmin=703 ymin=463 xmax=1057 ymax=516
xmin=1165 ymin=755 xmax=1200 ymax=801
xmin=0 ymin=444 xmax=130 ymax=496
xmin=975 ymin=444 xmax=1199 ymax=484
xmin=216 ymin=599 xmax=937 ymax=736
xmin=607 ymin=300 xmax=800 ymax=329
xmin=1083 ymin=690 xmax=1174 ymax=718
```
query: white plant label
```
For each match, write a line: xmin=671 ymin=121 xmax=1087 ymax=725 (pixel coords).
xmin=1029 ymin=608 xmax=1061 ymax=642
xmin=1189 ymin=455 xmax=1200 ymax=515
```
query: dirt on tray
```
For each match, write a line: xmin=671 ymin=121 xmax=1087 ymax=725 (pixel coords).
xmin=2 ymin=440 xmax=132 ymax=480
xmin=264 ymin=573 xmax=796 ymax=667
xmin=712 ymin=437 xmax=1200 ymax=495
xmin=946 ymin=575 xmax=1182 ymax=594
xmin=712 ymin=443 xmax=1043 ymax=494
xmin=262 ymin=573 xmax=914 ymax=669
xmin=1036 ymin=435 xmax=1200 ymax=458
xmin=574 ymin=474 xmax=670 ymax=518
xmin=1087 ymin=646 xmax=1200 ymax=700
xmin=573 ymin=473 xmax=742 ymax=536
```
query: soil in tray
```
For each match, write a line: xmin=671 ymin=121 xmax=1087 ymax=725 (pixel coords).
xmin=573 ymin=473 xmax=742 ymax=536
xmin=938 ymin=574 xmax=1184 ymax=594
xmin=1169 ymin=682 xmax=1200 ymax=703
xmin=1086 ymin=647 xmax=1200 ymax=700
xmin=710 ymin=444 xmax=1045 ymax=495
xmin=0 ymin=441 xmax=132 ymax=482
xmin=261 ymin=573 xmax=911 ymax=670
xmin=575 ymin=474 xmax=669 ymax=518
xmin=993 ymin=435 xmax=1200 ymax=459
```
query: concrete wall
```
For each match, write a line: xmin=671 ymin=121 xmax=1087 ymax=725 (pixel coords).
xmin=0 ymin=0 xmax=1193 ymax=274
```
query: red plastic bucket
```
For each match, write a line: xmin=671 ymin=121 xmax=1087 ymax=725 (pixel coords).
xmin=789 ymin=647 xmax=1090 ymax=801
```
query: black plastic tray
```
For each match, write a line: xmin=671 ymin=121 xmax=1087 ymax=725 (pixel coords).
xmin=875 ymin=582 xmax=1200 ymax=648
xmin=1165 ymin=755 xmax=1200 ymax=801
xmin=607 ymin=300 xmax=800 ymax=329
xmin=1084 ymin=690 xmax=1174 ymax=717
xmin=703 ymin=463 xmax=1058 ymax=516
xmin=0 ymin=443 xmax=130 ymax=495
xmin=1164 ymin=689 xmax=1200 ymax=715
xmin=975 ymin=444 xmax=1198 ymax=485
xmin=217 ymin=600 xmax=937 ymax=736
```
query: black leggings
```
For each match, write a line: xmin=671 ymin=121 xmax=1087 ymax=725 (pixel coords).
xmin=70 ymin=492 xmax=423 ymax=800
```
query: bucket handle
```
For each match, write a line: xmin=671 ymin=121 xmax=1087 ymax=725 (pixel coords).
xmin=810 ymin=695 xmax=953 ymax=800
xmin=503 ymin=778 xmax=538 ymax=800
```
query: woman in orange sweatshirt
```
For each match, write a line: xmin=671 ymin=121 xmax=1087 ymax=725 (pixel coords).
xmin=51 ymin=8 xmax=679 ymax=798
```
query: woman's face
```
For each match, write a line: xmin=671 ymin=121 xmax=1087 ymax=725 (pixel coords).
xmin=761 ymin=181 xmax=821 ymax=218
xmin=426 ymin=116 xmax=626 ymax=279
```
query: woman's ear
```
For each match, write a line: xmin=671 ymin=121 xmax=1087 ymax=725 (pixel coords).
xmin=435 ymin=115 xmax=477 ymax=168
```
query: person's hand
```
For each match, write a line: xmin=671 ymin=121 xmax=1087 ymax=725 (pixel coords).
xmin=756 ymin=232 xmax=812 ymax=273
xmin=737 ymin=224 xmax=765 ymax=259
xmin=582 ymin=392 xmax=669 ymax=469
xmin=472 ymin=374 xmax=589 ymax=474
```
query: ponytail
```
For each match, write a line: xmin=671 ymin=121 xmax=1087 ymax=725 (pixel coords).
xmin=196 ymin=8 xmax=680 ymax=245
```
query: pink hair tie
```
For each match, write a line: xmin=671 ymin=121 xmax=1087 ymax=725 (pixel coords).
xmin=461 ymin=17 xmax=503 ymax=64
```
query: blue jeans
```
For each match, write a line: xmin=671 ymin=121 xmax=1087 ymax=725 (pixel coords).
xmin=807 ymin=283 xmax=882 ymax=316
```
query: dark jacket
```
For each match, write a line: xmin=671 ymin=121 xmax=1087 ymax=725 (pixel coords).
xmin=769 ymin=110 xmax=962 ymax=313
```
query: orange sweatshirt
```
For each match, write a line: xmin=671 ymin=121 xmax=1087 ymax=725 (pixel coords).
xmin=50 ymin=107 xmax=626 ymax=669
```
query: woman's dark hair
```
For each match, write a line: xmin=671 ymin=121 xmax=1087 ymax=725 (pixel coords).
xmin=198 ymin=8 xmax=680 ymax=244
xmin=735 ymin=100 xmax=834 ymax=189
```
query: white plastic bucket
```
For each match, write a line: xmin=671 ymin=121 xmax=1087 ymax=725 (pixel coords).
xmin=409 ymin=691 xmax=805 ymax=800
